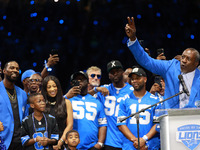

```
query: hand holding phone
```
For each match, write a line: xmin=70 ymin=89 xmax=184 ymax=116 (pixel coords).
xmin=156 ymin=48 xmax=166 ymax=60
xmin=71 ymin=80 xmax=80 ymax=87
xmin=154 ymin=76 xmax=162 ymax=88
xmin=157 ymin=48 xmax=164 ymax=56
xmin=50 ymin=49 xmax=58 ymax=55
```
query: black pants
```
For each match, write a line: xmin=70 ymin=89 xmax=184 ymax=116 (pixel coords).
xmin=103 ymin=145 xmax=122 ymax=150
xmin=8 ymin=141 xmax=22 ymax=150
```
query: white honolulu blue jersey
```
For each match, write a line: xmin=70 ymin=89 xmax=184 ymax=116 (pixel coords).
xmin=117 ymin=91 xmax=160 ymax=150
xmin=69 ymin=94 xmax=107 ymax=150
xmin=97 ymin=83 xmax=134 ymax=148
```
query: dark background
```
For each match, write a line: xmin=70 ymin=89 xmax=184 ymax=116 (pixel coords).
xmin=0 ymin=0 xmax=200 ymax=92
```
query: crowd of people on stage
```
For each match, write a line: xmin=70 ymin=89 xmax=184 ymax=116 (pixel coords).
xmin=0 ymin=17 xmax=200 ymax=150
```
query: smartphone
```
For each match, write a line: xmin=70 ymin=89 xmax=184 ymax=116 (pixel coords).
xmin=71 ymin=80 xmax=80 ymax=87
xmin=157 ymin=48 xmax=164 ymax=55
xmin=51 ymin=49 xmax=58 ymax=55
xmin=154 ymin=76 xmax=162 ymax=88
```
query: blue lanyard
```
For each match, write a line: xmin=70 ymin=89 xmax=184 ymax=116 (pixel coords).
xmin=32 ymin=112 xmax=48 ymax=137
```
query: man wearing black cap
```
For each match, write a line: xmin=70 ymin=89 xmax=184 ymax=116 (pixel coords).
xmin=96 ymin=60 xmax=133 ymax=150
xmin=69 ymin=71 xmax=107 ymax=150
xmin=117 ymin=67 xmax=160 ymax=150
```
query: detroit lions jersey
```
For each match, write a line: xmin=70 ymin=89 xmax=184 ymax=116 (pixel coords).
xmin=21 ymin=113 xmax=59 ymax=150
xmin=97 ymin=83 xmax=134 ymax=148
xmin=117 ymin=91 xmax=160 ymax=150
xmin=69 ymin=94 xmax=107 ymax=150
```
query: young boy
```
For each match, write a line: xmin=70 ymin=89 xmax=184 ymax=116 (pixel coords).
xmin=21 ymin=93 xmax=59 ymax=150
xmin=65 ymin=130 xmax=80 ymax=150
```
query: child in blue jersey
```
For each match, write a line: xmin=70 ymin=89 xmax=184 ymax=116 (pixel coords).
xmin=95 ymin=60 xmax=134 ymax=150
xmin=64 ymin=130 xmax=80 ymax=150
xmin=69 ymin=71 xmax=107 ymax=150
xmin=117 ymin=67 xmax=160 ymax=150
xmin=21 ymin=93 xmax=59 ymax=150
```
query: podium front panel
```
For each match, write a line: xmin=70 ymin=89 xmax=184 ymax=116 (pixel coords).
xmin=158 ymin=109 xmax=200 ymax=150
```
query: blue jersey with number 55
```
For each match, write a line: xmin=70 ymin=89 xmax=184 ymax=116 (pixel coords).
xmin=70 ymin=94 xmax=107 ymax=150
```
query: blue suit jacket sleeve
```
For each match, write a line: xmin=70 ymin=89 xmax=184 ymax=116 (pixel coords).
xmin=0 ymin=81 xmax=28 ymax=149
xmin=128 ymin=39 xmax=200 ymax=109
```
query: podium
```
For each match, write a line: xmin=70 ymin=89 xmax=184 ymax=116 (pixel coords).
xmin=155 ymin=108 xmax=200 ymax=150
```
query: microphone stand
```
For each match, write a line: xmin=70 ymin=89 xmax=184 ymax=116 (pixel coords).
xmin=119 ymin=90 xmax=184 ymax=150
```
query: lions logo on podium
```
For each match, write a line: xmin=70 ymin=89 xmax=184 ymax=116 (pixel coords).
xmin=176 ymin=124 xmax=200 ymax=150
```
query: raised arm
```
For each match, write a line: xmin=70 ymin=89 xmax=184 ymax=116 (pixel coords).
xmin=125 ymin=17 xmax=137 ymax=41
xmin=41 ymin=54 xmax=59 ymax=79
xmin=125 ymin=16 xmax=172 ymax=77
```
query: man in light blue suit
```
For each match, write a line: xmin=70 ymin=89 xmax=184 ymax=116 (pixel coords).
xmin=124 ymin=17 xmax=200 ymax=109
xmin=0 ymin=61 xmax=27 ymax=149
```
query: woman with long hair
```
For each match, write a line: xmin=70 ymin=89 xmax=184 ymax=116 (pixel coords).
xmin=42 ymin=75 xmax=73 ymax=149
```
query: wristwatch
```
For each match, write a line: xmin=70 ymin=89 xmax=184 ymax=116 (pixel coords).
xmin=97 ymin=142 xmax=104 ymax=147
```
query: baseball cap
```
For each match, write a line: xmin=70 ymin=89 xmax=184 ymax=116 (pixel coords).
xmin=107 ymin=60 xmax=123 ymax=72
xmin=129 ymin=67 xmax=146 ymax=77
xmin=70 ymin=71 xmax=88 ymax=81
xmin=21 ymin=69 xmax=36 ymax=82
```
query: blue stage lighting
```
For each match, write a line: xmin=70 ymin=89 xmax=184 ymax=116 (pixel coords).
xmin=156 ymin=12 xmax=161 ymax=17
xmin=15 ymin=39 xmax=19 ymax=43
xmin=167 ymin=34 xmax=171 ymax=38
xmin=179 ymin=22 xmax=184 ymax=26
xmin=44 ymin=17 xmax=48 ymax=22
xmin=190 ymin=34 xmax=194 ymax=39
xmin=8 ymin=32 xmax=11 ymax=36
xmin=30 ymin=0 xmax=34 ymax=5
xmin=66 ymin=1 xmax=70 ymax=5
xmin=194 ymin=19 xmax=198 ymax=24
xmin=41 ymin=27 xmax=45 ymax=31
xmin=59 ymin=19 xmax=64 ymax=24
xmin=137 ymin=14 xmax=142 ymax=19
xmin=33 ymin=62 xmax=37 ymax=67
xmin=107 ymin=0 xmax=112 ymax=2
xmin=3 ymin=16 xmax=6 ymax=20
xmin=30 ymin=49 xmax=35 ymax=54
xmin=30 ymin=12 xmax=37 ymax=18
xmin=0 ymin=26 xmax=4 ymax=30
xmin=93 ymin=20 xmax=98 ymax=25
xmin=148 ymin=4 xmax=153 ymax=8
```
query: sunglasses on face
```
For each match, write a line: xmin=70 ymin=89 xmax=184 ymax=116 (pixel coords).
xmin=29 ymin=79 xmax=42 ymax=83
xmin=90 ymin=74 xmax=101 ymax=79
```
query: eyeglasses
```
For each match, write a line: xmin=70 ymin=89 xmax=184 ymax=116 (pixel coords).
xmin=90 ymin=74 xmax=101 ymax=79
xmin=29 ymin=79 xmax=42 ymax=83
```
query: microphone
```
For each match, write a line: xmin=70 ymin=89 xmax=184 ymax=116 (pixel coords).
xmin=178 ymin=75 xmax=190 ymax=96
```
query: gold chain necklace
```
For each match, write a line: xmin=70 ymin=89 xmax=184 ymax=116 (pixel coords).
xmin=48 ymin=101 xmax=56 ymax=105
xmin=6 ymin=88 xmax=17 ymax=101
